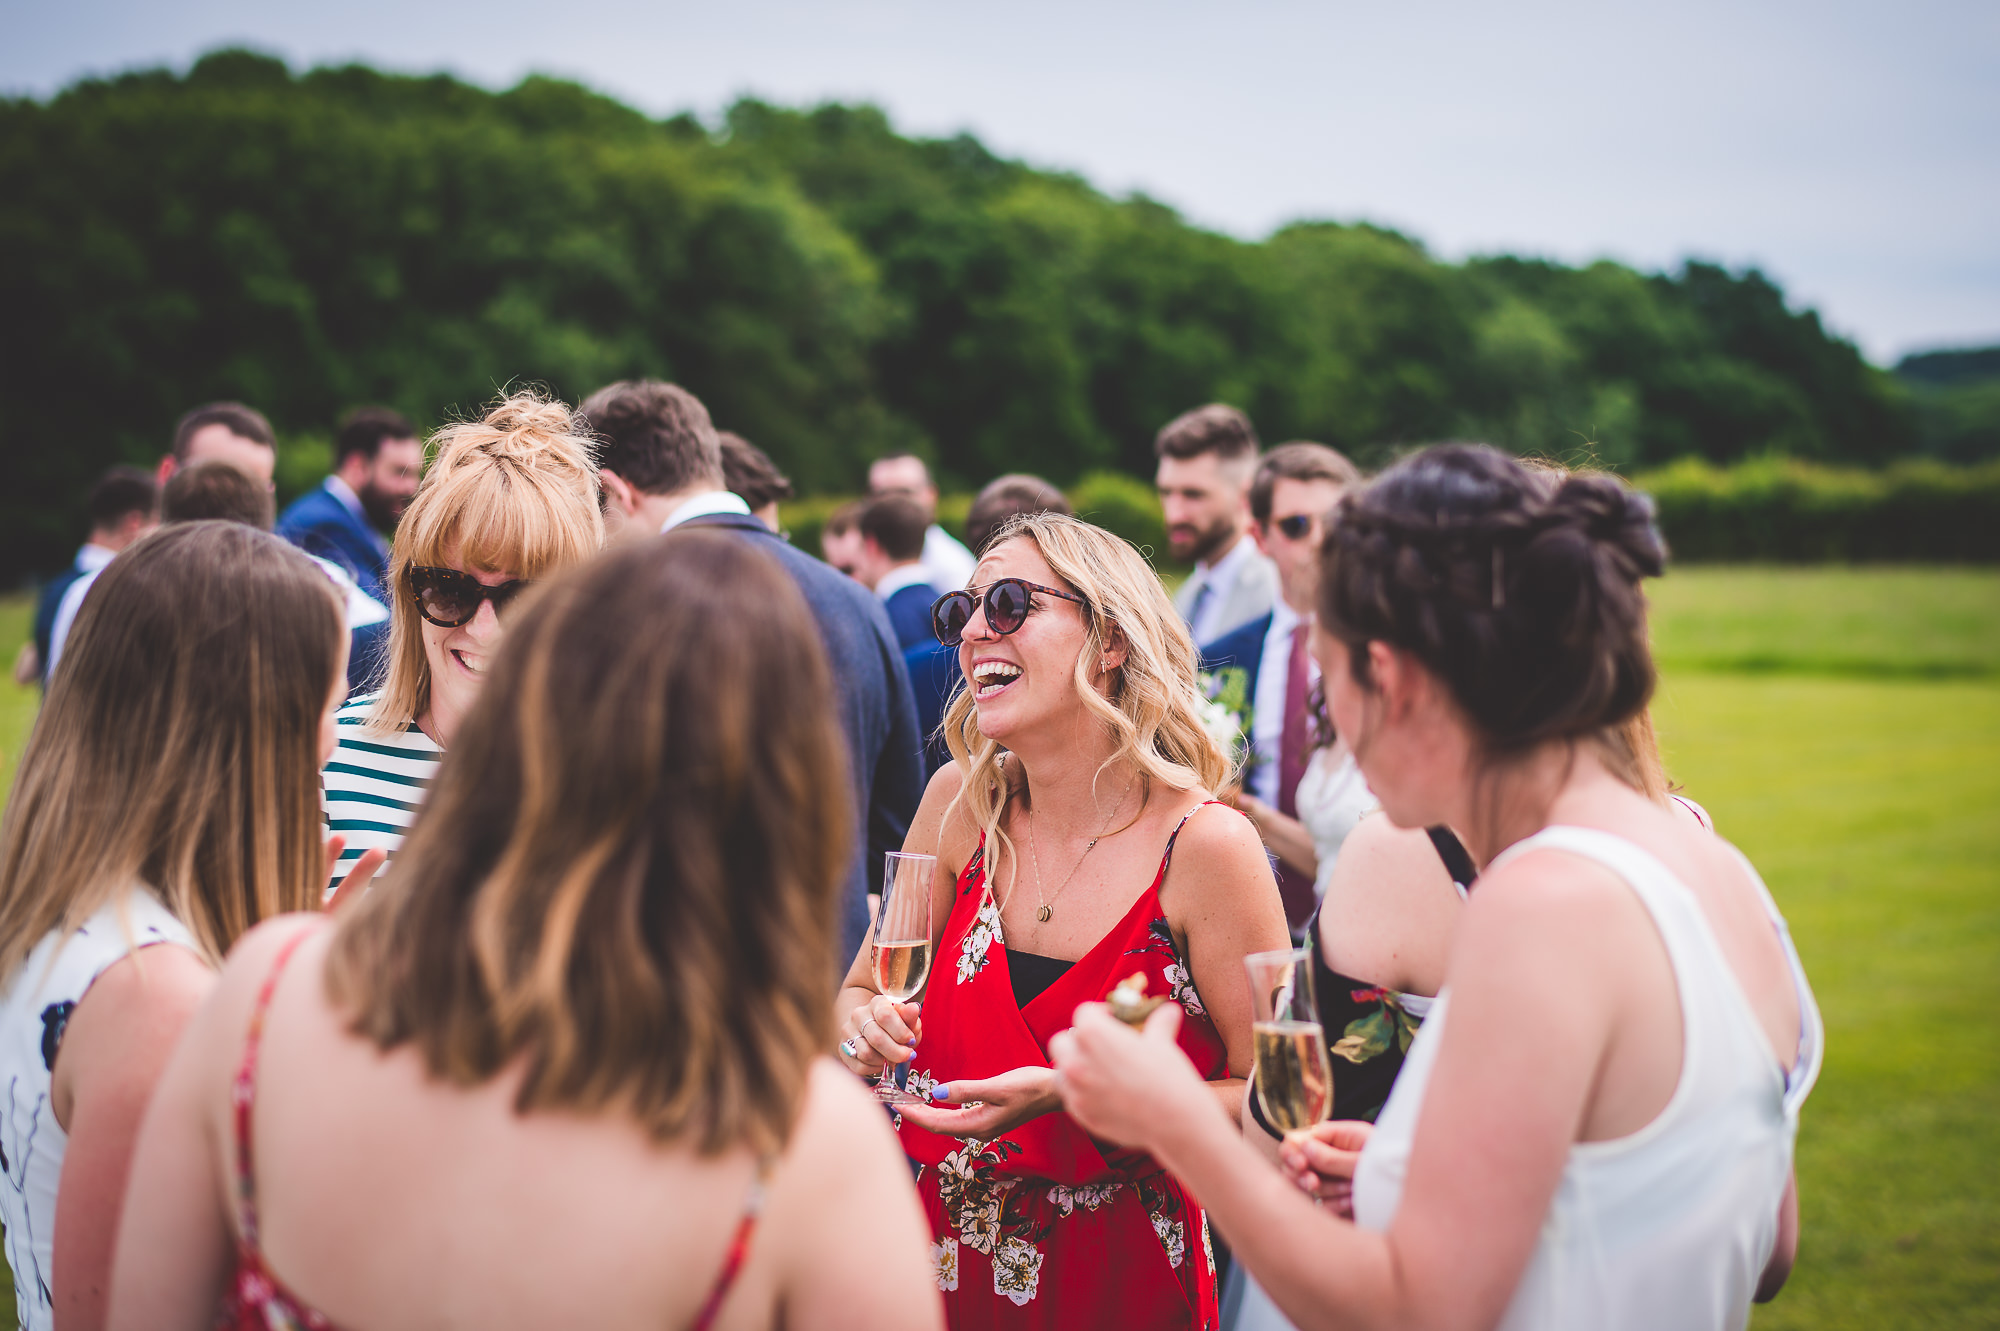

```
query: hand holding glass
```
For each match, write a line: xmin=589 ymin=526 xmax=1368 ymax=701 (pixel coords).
xmin=1245 ymin=947 xmax=1333 ymax=1134
xmin=871 ymin=851 xmax=937 ymax=1104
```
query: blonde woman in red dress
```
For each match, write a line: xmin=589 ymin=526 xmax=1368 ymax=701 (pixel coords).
xmin=837 ymin=513 xmax=1290 ymax=1330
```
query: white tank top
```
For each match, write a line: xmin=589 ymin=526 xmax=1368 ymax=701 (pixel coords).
xmin=1352 ymin=826 xmax=1823 ymax=1331
xmin=0 ymin=886 xmax=199 ymax=1331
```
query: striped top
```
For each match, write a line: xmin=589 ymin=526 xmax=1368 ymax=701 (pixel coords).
xmin=321 ymin=693 xmax=442 ymax=894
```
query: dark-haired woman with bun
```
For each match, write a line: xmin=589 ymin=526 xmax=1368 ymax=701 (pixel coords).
xmin=1054 ymin=444 xmax=1822 ymax=1331
xmin=111 ymin=530 xmax=941 ymax=1331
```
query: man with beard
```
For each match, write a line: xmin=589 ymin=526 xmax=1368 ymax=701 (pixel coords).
xmin=1155 ymin=402 xmax=1277 ymax=644
xmin=278 ymin=406 xmax=423 ymax=600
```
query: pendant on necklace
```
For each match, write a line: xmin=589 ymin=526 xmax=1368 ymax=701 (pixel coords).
xmin=1037 ymin=905 xmax=1053 ymax=922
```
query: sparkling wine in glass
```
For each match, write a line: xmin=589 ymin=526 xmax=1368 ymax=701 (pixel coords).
xmin=1245 ymin=947 xmax=1333 ymax=1134
xmin=871 ymin=851 xmax=937 ymax=1104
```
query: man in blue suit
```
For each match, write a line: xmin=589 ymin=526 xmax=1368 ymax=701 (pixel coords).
xmin=276 ymin=406 xmax=423 ymax=600
xmin=577 ymin=378 xmax=926 ymax=973
xmin=18 ymin=467 xmax=157 ymax=689
xmin=851 ymin=495 xmax=941 ymax=653
xmin=1198 ymin=442 xmax=1361 ymax=934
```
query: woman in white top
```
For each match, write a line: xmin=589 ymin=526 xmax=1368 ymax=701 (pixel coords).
xmin=324 ymin=390 xmax=602 ymax=889
xmin=0 ymin=522 xmax=352 ymax=1331
xmin=1053 ymin=444 xmax=1821 ymax=1331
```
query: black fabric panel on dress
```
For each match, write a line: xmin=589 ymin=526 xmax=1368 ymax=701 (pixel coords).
xmin=1007 ymin=949 xmax=1075 ymax=1010
xmin=1249 ymin=826 xmax=1479 ymax=1136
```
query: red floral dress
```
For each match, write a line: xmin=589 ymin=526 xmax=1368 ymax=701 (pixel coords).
xmin=899 ymin=804 xmax=1232 ymax=1330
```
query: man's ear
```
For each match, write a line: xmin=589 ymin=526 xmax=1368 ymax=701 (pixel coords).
xmin=1248 ymin=520 xmax=1274 ymax=559
xmin=599 ymin=468 xmax=640 ymax=518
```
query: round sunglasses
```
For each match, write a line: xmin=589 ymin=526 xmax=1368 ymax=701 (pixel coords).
xmin=405 ymin=565 xmax=533 ymax=628
xmin=931 ymin=578 xmax=1088 ymax=647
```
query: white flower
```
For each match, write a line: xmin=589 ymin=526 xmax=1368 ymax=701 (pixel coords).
xmin=957 ymin=901 xmax=1005 ymax=984
xmin=931 ymin=1238 xmax=960 ymax=1292
xmin=991 ymin=1235 xmax=1044 ymax=1306
xmin=1202 ymin=1214 xmax=1216 ymax=1276
xmin=1151 ymin=1211 xmax=1186 ymax=1269
xmin=906 ymin=1068 xmax=939 ymax=1103
xmin=1163 ymin=961 xmax=1206 ymax=1016
xmin=1195 ymin=692 xmax=1242 ymax=751
xmin=960 ymin=1194 xmax=1003 ymax=1255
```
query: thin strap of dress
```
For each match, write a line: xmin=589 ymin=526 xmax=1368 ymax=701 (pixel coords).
xmin=690 ymin=1158 xmax=773 ymax=1331
xmin=232 ymin=926 xmax=317 ymax=1253
xmin=1156 ymin=799 xmax=1225 ymax=878
xmin=1425 ymin=826 xmax=1478 ymax=894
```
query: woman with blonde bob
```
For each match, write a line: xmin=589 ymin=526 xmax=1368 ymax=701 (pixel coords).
xmin=837 ymin=512 xmax=1289 ymax=1327
xmin=0 ymin=522 xmax=348 ymax=1331
xmin=112 ymin=530 xmax=942 ymax=1331
xmin=322 ymin=388 xmax=601 ymax=890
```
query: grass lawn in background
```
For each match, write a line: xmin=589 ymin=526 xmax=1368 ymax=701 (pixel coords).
xmin=0 ymin=567 xmax=1993 ymax=1327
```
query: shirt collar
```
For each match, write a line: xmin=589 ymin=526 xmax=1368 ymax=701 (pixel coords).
xmin=324 ymin=475 xmax=369 ymax=525
xmin=1197 ymin=531 xmax=1257 ymax=581
xmin=660 ymin=489 xmax=752 ymax=533
xmin=1268 ymin=596 xmax=1305 ymax=638
xmin=874 ymin=562 xmax=937 ymax=600
xmin=75 ymin=543 xmax=118 ymax=573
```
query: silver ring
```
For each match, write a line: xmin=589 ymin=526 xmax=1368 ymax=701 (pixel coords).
xmin=839 ymin=1037 xmax=860 ymax=1059
xmin=861 ymin=1017 xmax=879 ymax=1036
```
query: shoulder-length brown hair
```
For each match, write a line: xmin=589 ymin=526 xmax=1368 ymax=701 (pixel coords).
xmin=327 ymin=530 xmax=850 ymax=1156
xmin=0 ymin=522 xmax=344 ymax=974
xmin=366 ymin=389 xmax=602 ymax=732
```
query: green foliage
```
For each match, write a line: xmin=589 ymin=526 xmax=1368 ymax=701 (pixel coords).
xmin=1635 ymin=457 xmax=2000 ymax=562
xmin=1067 ymin=470 xmax=1171 ymax=567
xmin=1893 ymin=347 xmax=2000 ymax=463
xmin=0 ymin=51 xmax=1934 ymax=580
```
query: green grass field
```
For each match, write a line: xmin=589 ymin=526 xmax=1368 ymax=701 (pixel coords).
xmin=0 ymin=566 xmax=1994 ymax=1326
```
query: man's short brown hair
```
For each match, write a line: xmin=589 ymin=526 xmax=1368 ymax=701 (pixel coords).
xmin=1249 ymin=442 xmax=1363 ymax=524
xmin=718 ymin=431 xmax=794 ymax=510
xmin=858 ymin=495 xmax=929 ymax=564
xmin=335 ymin=406 xmax=417 ymax=464
xmin=1153 ymin=404 xmax=1259 ymax=463
xmin=966 ymin=474 xmax=1071 ymax=555
xmin=172 ymin=402 xmax=275 ymax=460
xmin=823 ymin=499 xmax=866 ymax=539
xmin=574 ymin=380 xmax=723 ymax=497
xmin=161 ymin=460 xmax=276 ymax=530
xmin=86 ymin=466 xmax=159 ymax=532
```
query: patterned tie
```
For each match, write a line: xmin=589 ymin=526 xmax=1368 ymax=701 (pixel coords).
xmin=1273 ymin=621 xmax=1317 ymax=930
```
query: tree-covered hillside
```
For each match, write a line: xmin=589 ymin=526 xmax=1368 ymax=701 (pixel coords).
xmin=0 ymin=49 xmax=1949 ymax=578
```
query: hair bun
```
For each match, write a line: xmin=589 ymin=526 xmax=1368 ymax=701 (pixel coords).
xmin=429 ymin=390 xmax=597 ymax=486
xmin=1544 ymin=474 xmax=1667 ymax=580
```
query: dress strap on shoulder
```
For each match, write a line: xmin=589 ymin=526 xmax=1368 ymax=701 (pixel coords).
xmin=232 ymin=924 xmax=320 ymax=1253
xmin=690 ymin=1157 xmax=774 ymax=1331
xmin=1158 ymin=799 xmax=1226 ymax=874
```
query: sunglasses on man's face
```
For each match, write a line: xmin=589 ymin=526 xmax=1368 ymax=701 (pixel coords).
xmin=931 ymin=578 xmax=1088 ymax=648
xmin=1273 ymin=514 xmax=1319 ymax=541
xmin=406 ymin=565 xmax=532 ymax=628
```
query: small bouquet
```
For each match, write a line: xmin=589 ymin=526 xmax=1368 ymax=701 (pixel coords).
xmin=1195 ymin=665 xmax=1254 ymax=777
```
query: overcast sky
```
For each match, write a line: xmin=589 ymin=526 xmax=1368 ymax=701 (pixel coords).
xmin=7 ymin=0 xmax=1996 ymax=364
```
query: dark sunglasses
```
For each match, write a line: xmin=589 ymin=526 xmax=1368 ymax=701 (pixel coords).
xmin=931 ymin=578 xmax=1088 ymax=647
xmin=1273 ymin=514 xmax=1317 ymax=541
xmin=406 ymin=565 xmax=532 ymax=628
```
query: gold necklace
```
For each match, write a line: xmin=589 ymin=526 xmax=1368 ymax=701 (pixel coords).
xmin=1027 ymin=773 xmax=1137 ymax=924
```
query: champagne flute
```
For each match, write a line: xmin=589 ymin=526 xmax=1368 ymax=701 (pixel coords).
xmin=1245 ymin=947 xmax=1333 ymax=1134
xmin=870 ymin=850 xmax=937 ymax=1104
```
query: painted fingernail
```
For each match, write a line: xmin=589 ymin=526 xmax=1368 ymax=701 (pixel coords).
xmin=931 ymin=1083 xmax=951 ymax=1101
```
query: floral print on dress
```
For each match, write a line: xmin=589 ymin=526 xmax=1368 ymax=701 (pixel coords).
xmin=905 ymin=1067 xmax=940 ymax=1104
xmin=1150 ymin=1210 xmax=1187 ymax=1270
xmin=1129 ymin=917 xmax=1208 ymax=1016
xmin=1331 ymin=986 xmax=1420 ymax=1065
xmin=1046 ymin=1181 xmax=1122 ymax=1216
xmin=991 ymin=1235 xmax=1044 ymax=1306
xmin=936 ymin=1139 xmax=1021 ymax=1256
xmin=932 ymin=1238 xmax=960 ymax=1292
xmin=957 ymin=898 xmax=1005 ymax=985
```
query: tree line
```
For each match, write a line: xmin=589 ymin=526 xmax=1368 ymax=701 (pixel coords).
xmin=1 ymin=48 xmax=1986 ymax=580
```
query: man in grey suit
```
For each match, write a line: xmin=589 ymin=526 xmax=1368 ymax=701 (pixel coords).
xmin=1156 ymin=403 xmax=1279 ymax=645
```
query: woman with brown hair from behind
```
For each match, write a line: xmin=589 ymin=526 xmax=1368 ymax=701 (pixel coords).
xmin=111 ymin=529 xmax=943 ymax=1331
xmin=0 ymin=522 xmax=350 ymax=1331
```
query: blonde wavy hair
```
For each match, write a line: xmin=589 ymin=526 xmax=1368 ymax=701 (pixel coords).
xmin=366 ymin=390 xmax=603 ymax=734
xmin=938 ymin=512 xmax=1232 ymax=893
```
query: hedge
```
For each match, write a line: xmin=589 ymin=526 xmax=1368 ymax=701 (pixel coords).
xmin=1632 ymin=457 xmax=2000 ymax=563
xmin=777 ymin=457 xmax=2000 ymax=572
